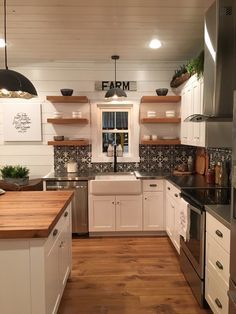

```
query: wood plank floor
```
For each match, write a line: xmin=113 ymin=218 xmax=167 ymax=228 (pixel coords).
xmin=58 ymin=236 xmax=212 ymax=314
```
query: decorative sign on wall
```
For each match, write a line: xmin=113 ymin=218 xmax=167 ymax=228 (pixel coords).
xmin=3 ymin=103 xmax=42 ymax=141
xmin=95 ymin=81 xmax=137 ymax=91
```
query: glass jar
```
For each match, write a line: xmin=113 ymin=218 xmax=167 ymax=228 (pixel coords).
xmin=206 ymin=168 xmax=215 ymax=184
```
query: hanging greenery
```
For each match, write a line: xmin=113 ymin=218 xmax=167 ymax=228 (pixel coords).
xmin=170 ymin=50 xmax=204 ymax=88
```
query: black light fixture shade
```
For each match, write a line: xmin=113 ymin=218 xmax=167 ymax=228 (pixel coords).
xmin=105 ymin=87 xmax=127 ymax=99
xmin=0 ymin=0 xmax=37 ymax=99
xmin=105 ymin=55 xmax=127 ymax=100
xmin=0 ymin=69 xmax=38 ymax=99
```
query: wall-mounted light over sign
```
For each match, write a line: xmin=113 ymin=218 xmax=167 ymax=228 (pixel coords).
xmin=105 ymin=55 xmax=127 ymax=100
xmin=0 ymin=0 xmax=37 ymax=99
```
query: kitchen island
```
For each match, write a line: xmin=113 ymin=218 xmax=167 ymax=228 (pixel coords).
xmin=0 ymin=191 xmax=73 ymax=314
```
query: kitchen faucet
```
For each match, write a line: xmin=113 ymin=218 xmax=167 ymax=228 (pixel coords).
xmin=113 ymin=144 xmax=117 ymax=172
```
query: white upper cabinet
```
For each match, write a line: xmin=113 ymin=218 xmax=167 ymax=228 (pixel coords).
xmin=180 ymin=75 xmax=205 ymax=147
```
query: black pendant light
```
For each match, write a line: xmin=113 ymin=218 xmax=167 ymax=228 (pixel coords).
xmin=105 ymin=55 xmax=127 ymax=99
xmin=0 ymin=0 xmax=37 ymax=99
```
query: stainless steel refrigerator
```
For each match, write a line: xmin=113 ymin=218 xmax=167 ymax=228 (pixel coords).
xmin=229 ymin=91 xmax=236 ymax=313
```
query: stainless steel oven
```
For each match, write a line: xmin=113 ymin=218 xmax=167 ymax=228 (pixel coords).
xmin=179 ymin=193 xmax=206 ymax=307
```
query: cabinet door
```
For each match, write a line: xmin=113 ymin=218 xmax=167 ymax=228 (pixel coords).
xmin=173 ymin=198 xmax=180 ymax=254
xmin=116 ymin=195 xmax=142 ymax=231
xmin=165 ymin=194 xmax=175 ymax=240
xmin=59 ymin=210 xmax=72 ymax=290
xmin=192 ymin=77 xmax=205 ymax=147
xmin=45 ymin=235 xmax=60 ymax=314
xmin=143 ymin=192 xmax=164 ymax=231
xmin=181 ymin=85 xmax=193 ymax=144
xmin=89 ymin=196 xmax=116 ymax=231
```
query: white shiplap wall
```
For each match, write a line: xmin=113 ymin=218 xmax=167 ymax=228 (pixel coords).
xmin=0 ymin=61 xmax=181 ymax=177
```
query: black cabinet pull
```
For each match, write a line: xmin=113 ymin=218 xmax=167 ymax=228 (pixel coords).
xmin=215 ymin=229 xmax=223 ymax=238
xmin=216 ymin=260 xmax=223 ymax=270
xmin=215 ymin=298 xmax=222 ymax=309
xmin=175 ymin=193 xmax=178 ymax=198
xmin=149 ymin=184 xmax=157 ymax=187
xmin=53 ymin=229 xmax=58 ymax=236
xmin=168 ymin=187 xmax=170 ymax=190
xmin=64 ymin=211 xmax=68 ymax=217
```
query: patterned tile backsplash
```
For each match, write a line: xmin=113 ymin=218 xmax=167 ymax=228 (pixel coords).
xmin=54 ymin=144 xmax=198 ymax=173
xmin=54 ymin=145 xmax=232 ymax=174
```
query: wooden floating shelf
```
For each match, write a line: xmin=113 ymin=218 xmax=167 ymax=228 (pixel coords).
xmin=47 ymin=118 xmax=89 ymax=124
xmin=46 ymin=96 xmax=89 ymax=103
xmin=141 ymin=117 xmax=181 ymax=123
xmin=141 ymin=96 xmax=181 ymax=103
xmin=48 ymin=140 xmax=89 ymax=146
xmin=141 ymin=139 xmax=181 ymax=145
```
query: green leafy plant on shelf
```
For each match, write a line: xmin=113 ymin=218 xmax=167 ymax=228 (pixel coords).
xmin=170 ymin=50 xmax=204 ymax=88
xmin=186 ymin=50 xmax=204 ymax=79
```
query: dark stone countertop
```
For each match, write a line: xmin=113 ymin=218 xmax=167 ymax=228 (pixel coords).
xmin=205 ymin=204 xmax=231 ymax=229
xmin=134 ymin=171 xmax=170 ymax=180
xmin=167 ymin=174 xmax=222 ymax=189
xmin=43 ymin=171 xmax=96 ymax=181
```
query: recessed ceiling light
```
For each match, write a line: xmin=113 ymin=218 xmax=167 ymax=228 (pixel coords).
xmin=149 ymin=39 xmax=162 ymax=49
xmin=0 ymin=38 xmax=6 ymax=48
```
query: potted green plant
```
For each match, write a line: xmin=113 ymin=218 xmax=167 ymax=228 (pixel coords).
xmin=0 ymin=165 xmax=30 ymax=186
xmin=170 ymin=64 xmax=190 ymax=88
xmin=186 ymin=50 xmax=204 ymax=79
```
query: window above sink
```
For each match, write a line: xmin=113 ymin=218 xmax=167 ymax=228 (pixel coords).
xmin=91 ymin=103 xmax=140 ymax=163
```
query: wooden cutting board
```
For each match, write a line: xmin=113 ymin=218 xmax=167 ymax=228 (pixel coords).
xmin=195 ymin=148 xmax=206 ymax=175
xmin=173 ymin=170 xmax=193 ymax=176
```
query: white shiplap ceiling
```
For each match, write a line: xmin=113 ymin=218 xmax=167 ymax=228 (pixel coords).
xmin=0 ymin=0 xmax=214 ymax=65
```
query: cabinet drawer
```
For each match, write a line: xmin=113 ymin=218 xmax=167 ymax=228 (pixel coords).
xmin=205 ymin=268 xmax=229 ymax=314
xmin=206 ymin=232 xmax=230 ymax=288
xmin=45 ymin=206 xmax=71 ymax=255
xmin=165 ymin=181 xmax=180 ymax=199
xmin=206 ymin=212 xmax=230 ymax=253
xmin=143 ymin=180 xmax=163 ymax=192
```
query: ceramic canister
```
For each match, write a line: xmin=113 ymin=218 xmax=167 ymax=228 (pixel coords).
xmin=67 ymin=160 xmax=78 ymax=172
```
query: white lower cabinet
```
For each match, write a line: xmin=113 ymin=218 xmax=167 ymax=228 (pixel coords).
xmin=205 ymin=212 xmax=230 ymax=314
xmin=142 ymin=180 xmax=164 ymax=231
xmin=165 ymin=181 xmax=181 ymax=254
xmin=143 ymin=192 xmax=164 ymax=231
xmin=116 ymin=195 xmax=142 ymax=231
xmin=89 ymin=196 xmax=116 ymax=231
xmin=89 ymin=195 xmax=142 ymax=232
xmin=0 ymin=204 xmax=72 ymax=314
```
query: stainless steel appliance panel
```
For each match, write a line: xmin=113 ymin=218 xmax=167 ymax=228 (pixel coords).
xmin=72 ymin=183 xmax=88 ymax=234
xmin=180 ymin=247 xmax=205 ymax=307
xmin=45 ymin=180 xmax=88 ymax=234
xmin=229 ymin=279 xmax=236 ymax=313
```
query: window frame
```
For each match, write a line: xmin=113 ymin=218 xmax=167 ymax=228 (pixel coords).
xmin=91 ymin=103 xmax=140 ymax=163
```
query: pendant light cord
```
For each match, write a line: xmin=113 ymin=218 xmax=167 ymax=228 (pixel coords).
xmin=4 ymin=0 xmax=8 ymax=69
xmin=114 ymin=58 xmax=116 ymax=84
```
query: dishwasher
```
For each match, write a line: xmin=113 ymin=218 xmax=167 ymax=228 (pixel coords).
xmin=45 ymin=180 xmax=88 ymax=235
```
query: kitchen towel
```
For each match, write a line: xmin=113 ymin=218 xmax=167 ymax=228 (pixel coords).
xmin=179 ymin=198 xmax=190 ymax=241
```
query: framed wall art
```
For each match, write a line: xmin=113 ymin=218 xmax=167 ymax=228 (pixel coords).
xmin=3 ymin=103 xmax=42 ymax=141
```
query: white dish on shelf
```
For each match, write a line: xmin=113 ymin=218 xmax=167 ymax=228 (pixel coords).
xmin=161 ymin=136 xmax=178 ymax=140
xmin=165 ymin=110 xmax=175 ymax=117
xmin=143 ymin=135 xmax=150 ymax=140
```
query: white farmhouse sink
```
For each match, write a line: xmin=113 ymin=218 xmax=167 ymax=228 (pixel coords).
xmin=90 ymin=172 xmax=141 ymax=195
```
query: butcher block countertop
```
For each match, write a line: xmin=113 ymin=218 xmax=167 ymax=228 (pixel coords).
xmin=0 ymin=191 xmax=74 ymax=239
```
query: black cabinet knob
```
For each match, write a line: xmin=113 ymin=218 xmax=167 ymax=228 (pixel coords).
xmin=215 ymin=229 xmax=223 ymax=238
xmin=216 ymin=260 xmax=223 ymax=270
xmin=215 ymin=298 xmax=222 ymax=309
xmin=64 ymin=211 xmax=68 ymax=217
xmin=53 ymin=229 xmax=58 ymax=236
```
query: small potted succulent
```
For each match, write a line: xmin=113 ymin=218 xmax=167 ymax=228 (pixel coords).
xmin=0 ymin=165 xmax=30 ymax=186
